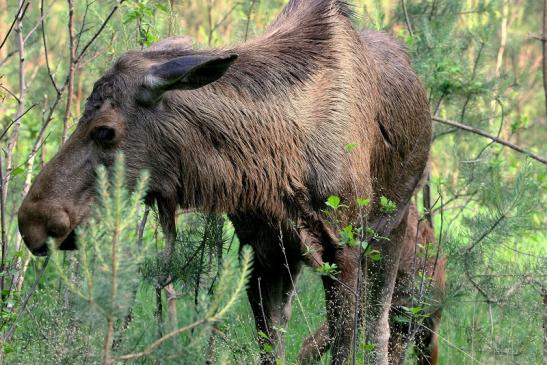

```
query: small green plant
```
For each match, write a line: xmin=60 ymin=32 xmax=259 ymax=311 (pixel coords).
xmin=316 ymin=262 xmax=339 ymax=277
xmin=379 ymin=196 xmax=397 ymax=214
xmin=363 ymin=246 xmax=382 ymax=261
xmin=326 ymin=195 xmax=341 ymax=209
xmin=340 ymin=224 xmax=359 ymax=248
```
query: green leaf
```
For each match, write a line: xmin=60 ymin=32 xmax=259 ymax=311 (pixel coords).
xmin=340 ymin=225 xmax=358 ymax=247
xmin=360 ymin=342 xmax=375 ymax=353
xmin=258 ymin=331 xmax=269 ymax=340
xmin=356 ymin=197 xmax=370 ymax=207
xmin=326 ymin=195 xmax=341 ymax=209
xmin=393 ymin=314 xmax=411 ymax=324
xmin=369 ymin=251 xmax=382 ymax=261
xmin=316 ymin=262 xmax=339 ymax=277
xmin=380 ymin=196 xmax=397 ymax=214
xmin=263 ymin=343 xmax=273 ymax=354
xmin=156 ymin=3 xmax=169 ymax=13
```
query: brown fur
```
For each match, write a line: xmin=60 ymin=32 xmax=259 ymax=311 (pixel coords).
xmin=298 ymin=203 xmax=445 ymax=365
xmin=18 ymin=1 xmax=431 ymax=364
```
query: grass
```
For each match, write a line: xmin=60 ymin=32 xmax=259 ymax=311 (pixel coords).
xmin=8 ymin=221 xmax=544 ymax=364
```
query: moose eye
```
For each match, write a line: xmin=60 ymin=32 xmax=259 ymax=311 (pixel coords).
xmin=92 ymin=126 xmax=116 ymax=145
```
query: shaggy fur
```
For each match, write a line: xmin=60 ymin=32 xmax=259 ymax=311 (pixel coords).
xmin=18 ymin=1 xmax=431 ymax=364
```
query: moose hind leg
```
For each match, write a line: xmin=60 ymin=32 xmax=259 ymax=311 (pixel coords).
xmin=415 ymin=310 xmax=442 ymax=365
xmin=363 ymin=208 xmax=410 ymax=365
xmin=297 ymin=320 xmax=331 ymax=364
xmin=320 ymin=246 xmax=360 ymax=365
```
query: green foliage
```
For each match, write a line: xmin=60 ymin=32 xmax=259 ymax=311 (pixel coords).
xmin=6 ymin=156 xmax=251 ymax=364
xmin=379 ymin=196 xmax=397 ymax=214
xmin=356 ymin=197 xmax=370 ymax=207
xmin=326 ymin=195 xmax=342 ymax=210
xmin=316 ymin=262 xmax=339 ymax=278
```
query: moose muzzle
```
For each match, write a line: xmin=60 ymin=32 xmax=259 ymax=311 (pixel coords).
xmin=18 ymin=199 xmax=78 ymax=256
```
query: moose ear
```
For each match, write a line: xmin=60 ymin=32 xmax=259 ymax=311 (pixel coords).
xmin=137 ymin=53 xmax=238 ymax=106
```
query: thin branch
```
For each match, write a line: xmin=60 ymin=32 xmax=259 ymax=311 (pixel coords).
xmin=23 ymin=5 xmax=51 ymax=43
xmin=0 ymin=82 xmax=21 ymax=104
xmin=1 ymin=0 xmax=29 ymax=256
xmin=401 ymin=0 xmax=414 ymax=38
xmin=0 ymin=104 xmax=35 ymax=141
xmin=41 ymin=0 xmax=60 ymax=94
xmin=243 ymin=0 xmax=257 ymax=42
xmin=76 ymin=0 xmax=125 ymax=63
xmin=433 ymin=117 xmax=547 ymax=164
xmin=114 ymin=318 xmax=208 ymax=362
xmin=211 ymin=2 xmax=239 ymax=34
xmin=62 ymin=0 xmax=76 ymax=143
xmin=0 ymin=157 xmax=7 ymax=302
xmin=0 ymin=1 xmax=29 ymax=51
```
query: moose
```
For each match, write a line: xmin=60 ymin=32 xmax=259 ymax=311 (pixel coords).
xmin=18 ymin=0 xmax=431 ymax=364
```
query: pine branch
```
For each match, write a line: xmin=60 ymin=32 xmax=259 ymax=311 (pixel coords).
xmin=432 ymin=117 xmax=547 ymax=165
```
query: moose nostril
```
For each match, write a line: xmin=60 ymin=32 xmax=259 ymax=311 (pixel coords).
xmin=46 ymin=210 xmax=71 ymax=238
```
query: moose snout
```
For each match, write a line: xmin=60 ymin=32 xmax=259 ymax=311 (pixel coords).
xmin=18 ymin=200 xmax=73 ymax=256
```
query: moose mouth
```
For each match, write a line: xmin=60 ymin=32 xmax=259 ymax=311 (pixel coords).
xmin=31 ymin=230 xmax=78 ymax=257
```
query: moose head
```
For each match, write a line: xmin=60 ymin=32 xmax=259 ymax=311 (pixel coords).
xmin=18 ymin=49 xmax=237 ymax=255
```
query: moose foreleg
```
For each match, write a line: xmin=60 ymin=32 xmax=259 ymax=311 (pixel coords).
xmin=247 ymin=257 xmax=302 ymax=364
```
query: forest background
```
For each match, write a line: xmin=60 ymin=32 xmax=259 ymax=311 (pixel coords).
xmin=0 ymin=0 xmax=545 ymax=364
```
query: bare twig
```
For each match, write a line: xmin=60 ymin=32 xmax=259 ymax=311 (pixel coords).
xmin=0 ymin=1 xmax=28 ymax=51
xmin=76 ymin=0 xmax=125 ymax=63
xmin=211 ymin=2 xmax=239 ymax=35
xmin=0 ymin=83 xmax=20 ymax=104
xmin=1 ymin=1 xmax=29 ymax=289
xmin=244 ymin=0 xmax=257 ymax=42
xmin=433 ymin=117 xmax=547 ymax=164
xmin=62 ymin=0 xmax=76 ymax=143
xmin=114 ymin=318 xmax=208 ymax=362
xmin=0 ymin=104 xmax=34 ymax=141
xmin=41 ymin=0 xmax=59 ymax=94
xmin=0 ymin=157 xmax=7 ymax=302
xmin=401 ymin=0 xmax=414 ymax=38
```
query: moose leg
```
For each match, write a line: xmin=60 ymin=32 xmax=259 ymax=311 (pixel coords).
xmin=156 ymin=197 xmax=179 ymax=330
xmin=388 ymin=309 xmax=410 ymax=365
xmin=321 ymin=246 xmax=360 ymax=365
xmin=297 ymin=320 xmax=331 ymax=364
xmin=247 ymin=256 xmax=302 ymax=364
xmin=415 ymin=309 xmax=442 ymax=365
xmin=363 ymin=210 xmax=409 ymax=365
